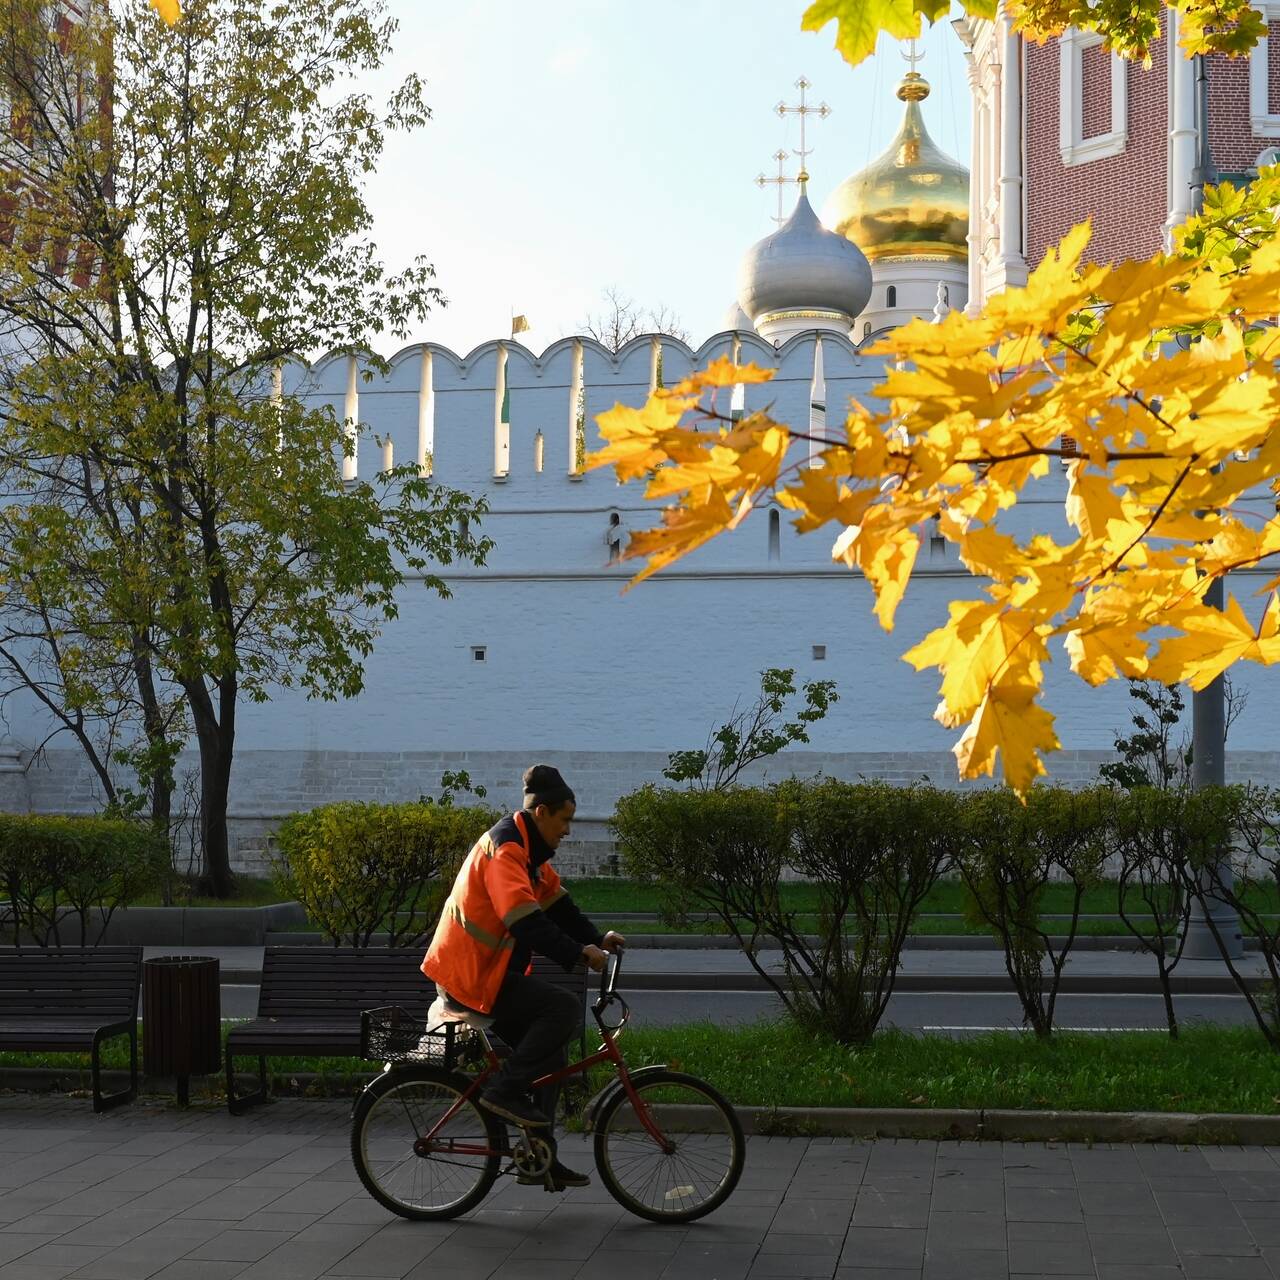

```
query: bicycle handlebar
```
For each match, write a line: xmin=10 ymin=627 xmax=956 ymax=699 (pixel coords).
xmin=591 ymin=949 xmax=628 ymax=1032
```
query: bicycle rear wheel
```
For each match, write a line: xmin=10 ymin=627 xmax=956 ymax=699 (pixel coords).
xmin=351 ymin=1067 xmax=502 ymax=1220
xmin=593 ymin=1069 xmax=744 ymax=1223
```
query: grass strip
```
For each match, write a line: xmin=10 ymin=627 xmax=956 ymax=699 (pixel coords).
xmin=7 ymin=1022 xmax=1279 ymax=1115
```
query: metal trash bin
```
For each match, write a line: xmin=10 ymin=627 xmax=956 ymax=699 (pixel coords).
xmin=142 ymin=955 xmax=221 ymax=1105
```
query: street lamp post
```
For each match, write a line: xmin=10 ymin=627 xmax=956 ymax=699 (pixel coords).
xmin=1183 ymin=53 xmax=1244 ymax=960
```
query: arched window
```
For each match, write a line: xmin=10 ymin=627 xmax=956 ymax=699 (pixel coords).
xmin=768 ymin=509 xmax=781 ymax=562
xmin=886 ymin=285 xmax=897 ymax=308
xmin=534 ymin=430 xmax=544 ymax=473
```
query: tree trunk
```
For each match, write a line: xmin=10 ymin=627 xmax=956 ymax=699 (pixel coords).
xmin=186 ymin=677 xmax=236 ymax=899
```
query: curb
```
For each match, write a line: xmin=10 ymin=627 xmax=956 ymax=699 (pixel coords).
xmin=4 ymin=1069 xmax=1278 ymax=1145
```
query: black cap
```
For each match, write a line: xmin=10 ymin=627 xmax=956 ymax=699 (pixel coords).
xmin=523 ymin=763 xmax=575 ymax=810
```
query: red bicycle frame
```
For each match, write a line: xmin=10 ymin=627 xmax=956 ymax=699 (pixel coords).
xmin=413 ymin=954 xmax=674 ymax=1159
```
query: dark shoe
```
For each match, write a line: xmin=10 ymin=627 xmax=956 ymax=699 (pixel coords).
xmin=479 ymin=1086 xmax=549 ymax=1128
xmin=517 ymin=1159 xmax=592 ymax=1190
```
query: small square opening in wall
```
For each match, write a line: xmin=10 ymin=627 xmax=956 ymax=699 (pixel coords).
xmin=812 ymin=644 xmax=826 ymax=661
xmin=471 ymin=646 xmax=487 ymax=662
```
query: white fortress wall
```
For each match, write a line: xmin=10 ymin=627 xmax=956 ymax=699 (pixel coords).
xmin=4 ymin=330 xmax=1280 ymax=872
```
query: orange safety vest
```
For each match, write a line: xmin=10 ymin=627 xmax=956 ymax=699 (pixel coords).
xmin=421 ymin=810 xmax=569 ymax=1015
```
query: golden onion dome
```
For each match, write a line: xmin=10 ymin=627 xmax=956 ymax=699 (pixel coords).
xmin=821 ymin=71 xmax=968 ymax=262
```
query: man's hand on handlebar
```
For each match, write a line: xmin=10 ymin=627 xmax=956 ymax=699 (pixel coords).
xmin=581 ymin=944 xmax=608 ymax=972
xmin=601 ymin=930 xmax=627 ymax=953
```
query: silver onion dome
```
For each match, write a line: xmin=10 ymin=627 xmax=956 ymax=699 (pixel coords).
xmin=737 ymin=184 xmax=873 ymax=324
xmin=722 ymin=300 xmax=754 ymax=332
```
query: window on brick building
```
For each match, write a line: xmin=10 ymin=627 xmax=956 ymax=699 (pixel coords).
xmin=1059 ymin=28 xmax=1128 ymax=165
xmin=1248 ymin=7 xmax=1280 ymax=136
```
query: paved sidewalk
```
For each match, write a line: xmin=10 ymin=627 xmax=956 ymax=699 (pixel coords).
xmin=0 ymin=1098 xmax=1278 ymax=1280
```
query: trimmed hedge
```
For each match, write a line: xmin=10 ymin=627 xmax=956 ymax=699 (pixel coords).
xmin=611 ymin=779 xmax=1257 ymax=1045
xmin=273 ymin=800 xmax=497 ymax=946
xmin=0 ymin=813 xmax=168 ymax=946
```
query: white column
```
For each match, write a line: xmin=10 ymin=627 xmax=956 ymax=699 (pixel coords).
xmin=1165 ymin=7 xmax=1197 ymax=247
xmin=417 ymin=348 xmax=433 ymax=476
xmin=342 ymin=354 xmax=358 ymax=482
xmin=568 ymin=339 xmax=584 ymax=476
xmin=993 ymin=9 xmax=1028 ymax=290
xmin=964 ymin=51 xmax=984 ymax=314
xmin=493 ymin=344 xmax=509 ymax=478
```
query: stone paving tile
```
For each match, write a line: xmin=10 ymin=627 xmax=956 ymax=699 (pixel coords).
xmin=746 ymin=1255 xmax=839 ymax=1278
xmin=851 ymin=1192 xmax=930 ymax=1230
xmin=1095 ymin=1267 xmax=1185 ymax=1280
xmin=1004 ymin=1186 xmax=1084 ymax=1223
xmin=572 ymin=1252 xmax=675 ymax=1280
xmin=923 ymin=1210 xmax=1004 ymax=1250
xmin=1007 ymin=1236 xmax=1098 ymax=1275
xmin=182 ymin=1229 xmax=296 ymax=1262
xmin=147 ymin=1264 xmax=249 ymax=1280
xmin=840 ymin=1227 xmax=927 ymax=1270
xmin=832 ymin=1270 xmax=920 ymax=1280
xmin=921 ymin=1248 xmax=1009 ymax=1280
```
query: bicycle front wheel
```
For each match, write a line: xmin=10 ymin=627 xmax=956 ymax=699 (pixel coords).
xmin=351 ymin=1067 xmax=502 ymax=1220
xmin=594 ymin=1069 xmax=744 ymax=1223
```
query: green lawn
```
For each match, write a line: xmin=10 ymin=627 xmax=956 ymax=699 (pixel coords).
xmin=11 ymin=1021 xmax=1280 ymax=1115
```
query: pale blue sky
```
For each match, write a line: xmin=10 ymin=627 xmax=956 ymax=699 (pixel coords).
xmin=362 ymin=2 xmax=971 ymax=357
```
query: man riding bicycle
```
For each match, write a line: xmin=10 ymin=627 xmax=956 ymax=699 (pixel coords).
xmin=421 ymin=764 xmax=625 ymax=1192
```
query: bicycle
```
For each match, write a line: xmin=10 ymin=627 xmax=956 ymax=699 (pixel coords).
xmin=350 ymin=951 xmax=745 ymax=1223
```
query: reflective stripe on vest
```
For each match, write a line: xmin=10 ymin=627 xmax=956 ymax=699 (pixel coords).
xmin=447 ymin=898 xmax=515 ymax=952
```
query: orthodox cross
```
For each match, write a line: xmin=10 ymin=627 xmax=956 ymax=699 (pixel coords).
xmin=775 ymin=76 xmax=830 ymax=184
xmin=755 ymin=149 xmax=793 ymax=225
xmin=902 ymin=36 xmax=924 ymax=70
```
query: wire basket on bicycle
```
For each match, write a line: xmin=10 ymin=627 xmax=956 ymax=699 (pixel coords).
xmin=360 ymin=1006 xmax=467 ymax=1068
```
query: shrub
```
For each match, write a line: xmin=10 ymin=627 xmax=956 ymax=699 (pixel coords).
xmin=956 ymin=786 xmax=1107 ymax=1038
xmin=1101 ymin=786 xmax=1196 ymax=1036
xmin=611 ymin=782 xmax=793 ymax=960
xmin=272 ymin=800 xmax=497 ymax=946
xmin=783 ymin=779 xmax=955 ymax=1045
xmin=613 ymin=779 xmax=953 ymax=1046
xmin=1189 ymin=784 xmax=1278 ymax=1047
xmin=0 ymin=813 xmax=168 ymax=946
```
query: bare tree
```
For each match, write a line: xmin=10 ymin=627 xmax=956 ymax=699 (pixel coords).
xmin=581 ymin=286 xmax=690 ymax=352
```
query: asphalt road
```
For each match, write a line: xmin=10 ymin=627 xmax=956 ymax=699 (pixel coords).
xmin=218 ymin=982 xmax=1258 ymax=1032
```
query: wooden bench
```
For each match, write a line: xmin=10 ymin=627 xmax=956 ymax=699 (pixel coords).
xmin=226 ymin=947 xmax=433 ymax=1113
xmin=0 ymin=947 xmax=141 ymax=1112
xmin=226 ymin=949 xmax=591 ymax=1114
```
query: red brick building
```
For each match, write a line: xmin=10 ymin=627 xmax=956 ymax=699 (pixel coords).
xmin=0 ymin=0 xmax=102 ymax=288
xmin=953 ymin=3 xmax=1280 ymax=309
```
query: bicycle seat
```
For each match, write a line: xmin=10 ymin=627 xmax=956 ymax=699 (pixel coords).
xmin=426 ymin=994 xmax=494 ymax=1031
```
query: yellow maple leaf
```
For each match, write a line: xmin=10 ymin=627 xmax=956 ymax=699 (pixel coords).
xmin=150 ymin=0 xmax=181 ymax=22
xmin=1147 ymin=594 xmax=1280 ymax=690
xmin=953 ymin=684 xmax=1060 ymax=793
xmin=1063 ymin=620 xmax=1149 ymax=686
xmin=904 ymin=601 xmax=1048 ymax=726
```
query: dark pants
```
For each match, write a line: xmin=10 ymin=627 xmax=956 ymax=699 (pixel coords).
xmin=488 ymin=970 xmax=581 ymax=1138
